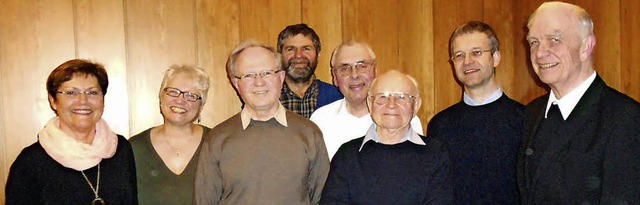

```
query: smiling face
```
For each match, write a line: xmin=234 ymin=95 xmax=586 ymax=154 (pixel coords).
xmin=49 ymin=74 xmax=104 ymax=134
xmin=368 ymin=71 xmax=421 ymax=132
xmin=527 ymin=4 xmax=595 ymax=95
xmin=451 ymin=32 xmax=500 ymax=90
xmin=160 ymin=73 xmax=203 ymax=126
xmin=280 ymin=34 xmax=318 ymax=83
xmin=332 ymin=43 xmax=377 ymax=106
xmin=232 ymin=47 xmax=285 ymax=114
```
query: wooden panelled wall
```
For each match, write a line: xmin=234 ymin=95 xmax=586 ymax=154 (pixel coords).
xmin=1 ymin=0 xmax=638 ymax=200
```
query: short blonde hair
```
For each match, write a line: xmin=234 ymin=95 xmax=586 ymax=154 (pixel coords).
xmin=159 ymin=65 xmax=211 ymax=104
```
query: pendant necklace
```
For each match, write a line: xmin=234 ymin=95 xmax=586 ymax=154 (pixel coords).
xmin=80 ymin=163 xmax=105 ymax=205
xmin=165 ymin=133 xmax=194 ymax=157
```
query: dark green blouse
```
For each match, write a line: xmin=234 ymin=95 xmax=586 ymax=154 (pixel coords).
xmin=129 ymin=125 xmax=210 ymax=205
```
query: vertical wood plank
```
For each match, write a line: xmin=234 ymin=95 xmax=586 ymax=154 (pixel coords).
xmin=431 ymin=0 xmax=483 ymax=116
xmin=125 ymin=0 xmax=198 ymax=135
xmin=239 ymin=0 xmax=301 ymax=46
xmin=484 ymin=0 xmax=517 ymax=99
xmin=75 ymin=0 xmax=129 ymax=136
xmin=0 ymin=0 xmax=76 ymax=199
xmin=342 ymin=0 xmax=399 ymax=74
xmin=302 ymin=0 xmax=343 ymax=83
xmin=621 ymin=0 xmax=640 ymax=101
xmin=511 ymin=0 xmax=548 ymax=104
xmin=196 ymin=0 xmax=243 ymax=127
xmin=573 ymin=0 xmax=621 ymax=90
xmin=398 ymin=0 xmax=435 ymax=132
xmin=0 ymin=65 xmax=4 ymax=202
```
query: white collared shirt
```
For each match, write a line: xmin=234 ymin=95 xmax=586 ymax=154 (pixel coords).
xmin=358 ymin=124 xmax=425 ymax=152
xmin=310 ymin=98 xmax=424 ymax=159
xmin=545 ymin=72 xmax=597 ymax=120
xmin=240 ymin=103 xmax=288 ymax=129
xmin=463 ymin=87 xmax=504 ymax=106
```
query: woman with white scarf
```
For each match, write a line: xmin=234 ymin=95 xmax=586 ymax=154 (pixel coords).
xmin=5 ymin=59 xmax=137 ymax=204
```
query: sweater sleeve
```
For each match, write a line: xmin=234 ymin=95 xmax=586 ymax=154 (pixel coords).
xmin=193 ymin=130 xmax=222 ymax=205
xmin=309 ymin=125 xmax=330 ymax=204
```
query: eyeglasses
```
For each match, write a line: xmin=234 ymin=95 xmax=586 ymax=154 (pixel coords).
xmin=450 ymin=49 xmax=492 ymax=63
xmin=163 ymin=87 xmax=202 ymax=102
xmin=56 ymin=90 xmax=103 ymax=98
xmin=369 ymin=92 xmax=416 ymax=105
xmin=234 ymin=69 xmax=283 ymax=81
xmin=332 ymin=61 xmax=375 ymax=77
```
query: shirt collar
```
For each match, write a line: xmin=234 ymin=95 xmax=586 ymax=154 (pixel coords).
xmin=336 ymin=98 xmax=371 ymax=119
xmin=358 ymin=124 xmax=425 ymax=151
xmin=240 ymin=103 xmax=288 ymax=129
xmin=463 ymin=87 xmax=503 ymax=106
xmin=546 ymin=71 xmax=597 ymax=120
xmin=282 ymin=78 xmax=318 ymax=98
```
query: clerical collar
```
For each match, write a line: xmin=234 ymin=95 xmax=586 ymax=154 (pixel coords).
xmin=545 ymin=71 xmax=597 ymax=120
xmin=240 ymin=103 xmax=288 ymax=129
xmin=463 ymin=87 xmax=503 ymax=106
xmin=359 ymin=124 xmax=425 ymax=151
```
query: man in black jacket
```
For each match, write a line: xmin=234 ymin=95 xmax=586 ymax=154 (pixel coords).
xmin=518 ymin=2 xmax=640 ymax=204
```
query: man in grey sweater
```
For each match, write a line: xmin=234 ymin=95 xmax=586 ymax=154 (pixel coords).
xmin=194 ymin=40 xmax=330 ymax=205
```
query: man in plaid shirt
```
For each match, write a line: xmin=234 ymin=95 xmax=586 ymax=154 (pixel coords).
xmin=277 ymin=24 xmax=343 ymax=118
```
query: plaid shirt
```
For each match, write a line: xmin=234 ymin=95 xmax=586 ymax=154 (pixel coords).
xmin=280 ymin=80 xmax=319 ymax=118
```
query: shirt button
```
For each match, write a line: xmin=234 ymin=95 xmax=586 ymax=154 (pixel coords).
xmin=525 ymin=148 xmax=534 ymax=156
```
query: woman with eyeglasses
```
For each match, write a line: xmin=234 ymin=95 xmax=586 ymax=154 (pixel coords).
xmin=5 ymin=59 xmax=137 ymax=204
xmin=129 ymin=65 xmax=211 ymax=205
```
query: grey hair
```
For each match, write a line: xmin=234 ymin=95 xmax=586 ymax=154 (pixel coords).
xmin=329 ymin=40 xmax=377 ymax=68
xmin=225 ymin=40 xmax=283 ymax=79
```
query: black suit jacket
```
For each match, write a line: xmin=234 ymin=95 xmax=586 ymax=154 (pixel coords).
xmin=517 ymin=75 xmax=640 ymax=204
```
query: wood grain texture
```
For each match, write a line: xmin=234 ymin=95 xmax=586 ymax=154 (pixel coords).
xmin=196 ymin=0 xmax=243 ymax=127
xmin=574 ymin=0 xmax=622 ymax=89
xmin=432 ymin=0 xmax=483 ymax=115
xmin=75 ymin=0 xmax=129 ymax=136
xmin=342 ymin=0 xmax=399 ymax=74
xmin=398 ymin=0 xmax=434 ymax=132
xmin=621 ymin=0 xmax=640 ymax=100
xmin=511 ymin=0 xmax=549 ymax=104
xmin=302 ymin=0 xmax=342 ymax=83
xmin=125 ymin=0 xmax=198 ymax=135
xmin=239 ymin=0 xmax=300 ymax=46
xmin=0 ymin=0 xmax=77 ymax=199
xmin=485 ymin=0 xmax=517 ymax=99
xmin=0 ymin=57 xmax=4 ymax=202
xmin=1 ymin=1 xmax=639 ymax=200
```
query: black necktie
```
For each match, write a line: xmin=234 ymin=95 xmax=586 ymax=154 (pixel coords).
xmin=547 ymin=103 xmax=563 ymax=121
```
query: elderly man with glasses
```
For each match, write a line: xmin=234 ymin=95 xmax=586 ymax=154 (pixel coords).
xmin=320 ymin=70 xmax=451 ymax=205
xmin=310 ymin=41 xmax=423 ymax=160
xmin=194 ymin=40 xmax=330 ymax=205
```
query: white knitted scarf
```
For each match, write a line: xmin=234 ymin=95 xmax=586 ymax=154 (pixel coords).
xmin=38 ymin=117 xmax=118 ymax=171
